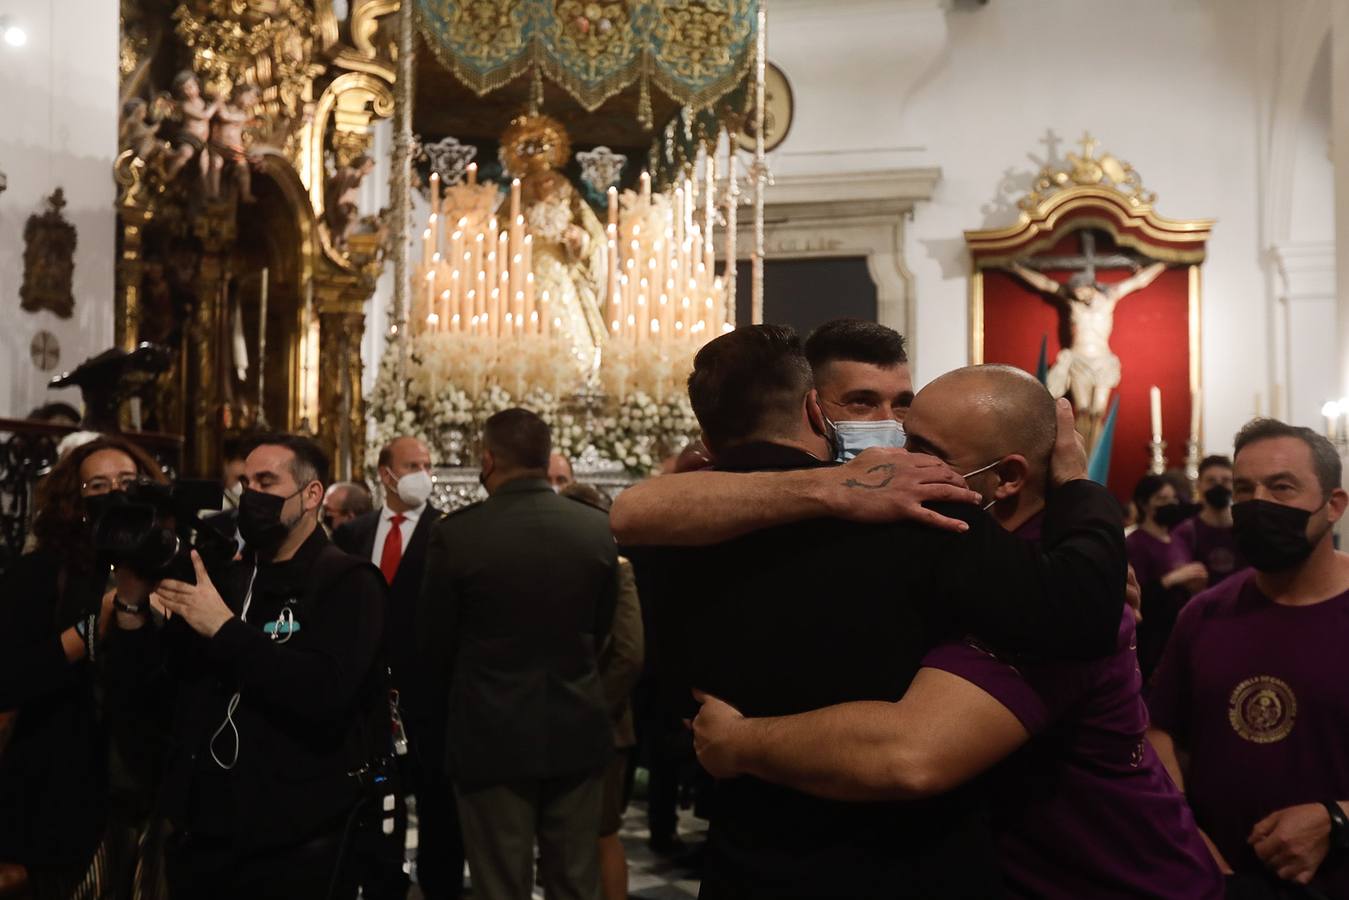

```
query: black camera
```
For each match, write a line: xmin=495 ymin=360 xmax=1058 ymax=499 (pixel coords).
xmin=90 ymin=480 xmax=235 ymax=582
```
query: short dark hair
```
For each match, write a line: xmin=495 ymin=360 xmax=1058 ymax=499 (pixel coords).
xmin=251 ymin=433 xmax=330 ymax=488
xmin=688 ymin=325 xmax=814 ymax=451
xmin=482 ymin=408 xmax=551 ymax=471
xmin=222 ymin=435 xmax=249 ymax=463
xmin=1198 ymin=454 xmax=1232 ymax=477
xmin=804 ymin=319 xmax=908 ymax=373
xmin=560 ymin=482 xmax=612 ymax=513
xmin=1132 ymin=474 xmax=1169 ymax=512
xmin=1234 ymin=418 xmax=1341 ymax=497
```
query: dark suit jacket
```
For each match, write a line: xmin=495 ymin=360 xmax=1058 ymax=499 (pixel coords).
xmin=334 ymin=505 xmax=442 ymax=734
xmin=625 ymin=441 xmax=1127 ymax=899
xmin=418 ymin=478 xmax=618 ymax=787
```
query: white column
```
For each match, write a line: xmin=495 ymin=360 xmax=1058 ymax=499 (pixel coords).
xmin=1333 ymin=1 xmax=1349 ymax=404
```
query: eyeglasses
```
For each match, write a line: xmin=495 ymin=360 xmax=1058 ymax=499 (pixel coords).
xmin=81 ymin=473 xmax=147 ymax=495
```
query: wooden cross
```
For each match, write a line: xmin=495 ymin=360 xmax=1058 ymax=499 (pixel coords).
xmin=1020 ymin=229 xmax=1139 ymax=283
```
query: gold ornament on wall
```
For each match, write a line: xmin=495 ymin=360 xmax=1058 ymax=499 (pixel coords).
xmin=1018 ymin=132 xmax=1157 ymax=213
xmin=21 ymin=189 xmax=77 ymax=319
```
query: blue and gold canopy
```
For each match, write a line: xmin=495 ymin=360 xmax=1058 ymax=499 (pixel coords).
xmin=416 ymin=0 xmax=757 ymax=117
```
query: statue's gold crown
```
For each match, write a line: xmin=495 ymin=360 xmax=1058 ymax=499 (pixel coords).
xmin=1019 ymin=132 xmax=1156 ymax=212
xmin=500 ymin=113 xmax=572 ymax=176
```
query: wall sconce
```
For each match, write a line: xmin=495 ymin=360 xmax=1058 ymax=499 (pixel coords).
xmin=0 ymin=16 xmax=27 ymax=47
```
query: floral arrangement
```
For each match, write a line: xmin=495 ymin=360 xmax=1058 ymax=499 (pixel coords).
xmin=367 ymin=330 xmax=701 ymax=476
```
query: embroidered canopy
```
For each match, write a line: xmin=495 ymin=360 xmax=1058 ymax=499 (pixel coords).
xmin=415 ymin=0 xmax=757 ymax=118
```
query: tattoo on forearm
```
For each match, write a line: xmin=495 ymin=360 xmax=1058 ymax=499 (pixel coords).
xmin=843 ymin=464 xmax=897 ymax=490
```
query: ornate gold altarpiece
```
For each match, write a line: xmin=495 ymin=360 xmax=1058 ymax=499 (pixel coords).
xmin=117 ymin=0 xmax=398 ymax=478
xmin=963 ymin=135 xmax=1214 ymax=494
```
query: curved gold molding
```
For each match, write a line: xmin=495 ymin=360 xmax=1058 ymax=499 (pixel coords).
xmin=315 ymin=0 xmax=341 ymax=52
xmin=965 ymin=186 xmax=1214 ymax=265
xmin=305 ymin=71 xmax=396 ymax=214
xmin=353 ymin=0 xmax=400 ymax=59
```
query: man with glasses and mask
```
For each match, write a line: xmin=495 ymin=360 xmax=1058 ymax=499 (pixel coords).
xmin=334 ymin=435 xmax=461 ymax=899
xmin=686 ymin=364 xmax=1222 ymax=899
xmin=1147 ymin=419 xmax=1349 ymax=898
xmin=105 ymin=434 xmax=387 ymax=899
xmin=803 ymin=318 xmax=912 ymax=461
xmin=618 ymin=329 xmax=1128 ymax=897
xmin=1172 ymin=454 xmax=1246 ymax=588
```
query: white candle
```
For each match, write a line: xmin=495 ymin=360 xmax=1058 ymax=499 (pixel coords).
xmin=1150 ymin=386 xmax=1163 ymax=443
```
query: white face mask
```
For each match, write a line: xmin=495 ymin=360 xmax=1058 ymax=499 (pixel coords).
xmin=832 ymin=419 xmax=906 ymax=462
xmin=393 ymin=469 xmax=433 ymax=507
xmin=223 ymin=482 xmax=243 ymax=507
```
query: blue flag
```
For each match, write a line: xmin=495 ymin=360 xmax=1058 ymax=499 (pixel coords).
xmin=1035 ymin=335 xmax=1049 ymax=386
xmin=1087 ymin=396 xmax=1120 ymax=485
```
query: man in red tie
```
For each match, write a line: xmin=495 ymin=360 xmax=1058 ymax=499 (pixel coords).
xmin=334 ymin=436 xmax=462 ymax=899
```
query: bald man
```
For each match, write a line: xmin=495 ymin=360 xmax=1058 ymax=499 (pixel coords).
xmin=323 ymin=481 xmax=373 ymax=532
xmin=548 ymin=452 xmax=575 ymax=491
xmin=689 ymin=366 xmax=1223 ymax=899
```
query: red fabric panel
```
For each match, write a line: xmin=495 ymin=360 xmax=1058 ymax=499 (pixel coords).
xmin=980 ymin=267 xmax=1192 ymax=503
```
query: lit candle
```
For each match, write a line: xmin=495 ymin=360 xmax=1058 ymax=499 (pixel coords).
xmin=430 ymin=171 xmax=440 ymax=214
xmin=510 ymin=178 xmax=521 ymax=223
xmin=466 ymin=162 xmax=477 ymax=185
xmin=607 ymin=186 xmax=618 ymax=228
xmin=1150 ymin=386 xmax=1163 ymax=443
xmin=640 ymin=170 xmax=651 ymax=202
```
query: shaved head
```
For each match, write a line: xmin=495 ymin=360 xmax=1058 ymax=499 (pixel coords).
xmin=905 ymin=365 xmax=1057 ymax=514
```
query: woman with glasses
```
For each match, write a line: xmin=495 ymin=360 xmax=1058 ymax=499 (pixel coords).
xmin=0 ymin=436 xmax=166 ymax=899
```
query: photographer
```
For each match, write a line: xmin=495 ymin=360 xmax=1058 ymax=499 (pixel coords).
xmin=0 ymin=436 xmax=167 ymax=898
xmin=104 ymin=434 xmax=388 ymax=900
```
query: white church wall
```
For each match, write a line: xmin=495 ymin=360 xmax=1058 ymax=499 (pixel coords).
xmin=0 ymin=0 xmax=117 ymax=418
xmin=766 ymin=0 xmax=1282 ymax=455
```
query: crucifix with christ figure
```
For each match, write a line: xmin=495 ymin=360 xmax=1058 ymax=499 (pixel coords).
xmin=1002 ymin=228 xmax=1168 ymax=444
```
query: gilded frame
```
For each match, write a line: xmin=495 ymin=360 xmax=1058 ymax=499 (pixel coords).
xmin=965 ymin=183 xmax=1213 ymax=447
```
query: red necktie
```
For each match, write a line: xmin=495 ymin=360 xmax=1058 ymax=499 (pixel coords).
xmin=380 ymin=514 xmax=405 ymax=585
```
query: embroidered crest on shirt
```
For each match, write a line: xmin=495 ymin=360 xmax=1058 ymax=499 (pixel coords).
xmin=1228 ymin=676 xmax=1297 ymax=744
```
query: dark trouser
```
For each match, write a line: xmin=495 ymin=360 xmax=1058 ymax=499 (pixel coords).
xmin=454 ymin=770 xmax=604 ymax=900
xmin=164 ymin=821 xmax=357 ymax=900
xmin=416 ymin=776 xmax=466 ymax=899
xmin=633 ymin=678 xmax=684 ymax=842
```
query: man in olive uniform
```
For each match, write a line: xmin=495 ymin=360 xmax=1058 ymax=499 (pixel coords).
xmin=418 ymin=408 xmax=618 ymax=900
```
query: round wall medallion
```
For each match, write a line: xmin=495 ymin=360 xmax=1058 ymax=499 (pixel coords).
xmin=737 ymin=62 xmax=795 ymax=154
xmin=30 ymin=330 xmax=60 ymax=371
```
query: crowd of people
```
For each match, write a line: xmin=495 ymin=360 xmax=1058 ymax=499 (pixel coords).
xmin=1 ymin=317 xmax=1347 ymax=900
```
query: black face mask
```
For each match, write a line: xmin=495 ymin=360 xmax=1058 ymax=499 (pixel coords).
xmin=1204 ymin=484 xmax=1233 ymax=510
xmin=1154 ymin=502 xmax=1197 ymax=528
xmin=1232 ymin=499 xmax=1321 ymax=572
xmin=83 ymin=490 xmax=129 ymax=526
xmin=237 ymin=487 xmax=302 ymax=555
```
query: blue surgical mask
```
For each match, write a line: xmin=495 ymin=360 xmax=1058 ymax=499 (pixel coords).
xmin=831 ymin=419 xmax=906 ymax=462
xmin=962 ymin=459 xmax=1002 ymax=511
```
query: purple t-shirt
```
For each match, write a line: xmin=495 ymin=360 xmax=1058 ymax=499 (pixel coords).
xmin=1171 ymin=516 xmax=1246 ymax=587
xmin=1125 ymin=528 xmax=1189 ymax=588
xmin=1127 ymin=528 xmax=1195 ymax=678
xmin=922 ymin=517 xmax=1223 ymax=899
xmin=1149 ymin=571 xmax=1349 ymax=896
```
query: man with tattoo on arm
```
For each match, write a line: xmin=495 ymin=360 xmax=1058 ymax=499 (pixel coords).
xmin=617 ymin=327 xmax=1125 ymax=898
xmin=688 ymin=365 xmax=1222 ymax=900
